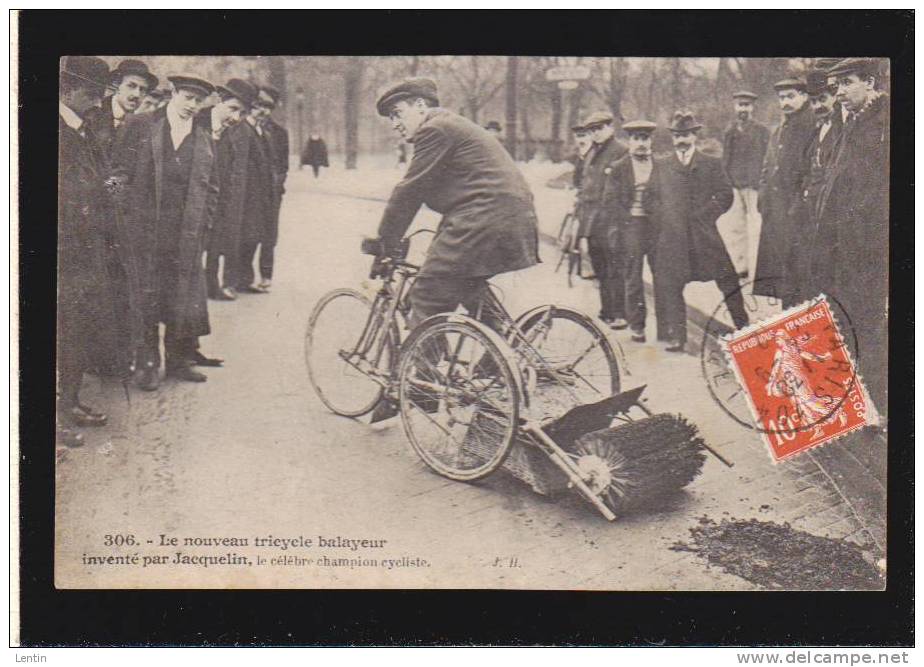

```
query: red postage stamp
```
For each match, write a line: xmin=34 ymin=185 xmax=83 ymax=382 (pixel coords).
xmin=721 ymin=295 xmax=878 ymax=462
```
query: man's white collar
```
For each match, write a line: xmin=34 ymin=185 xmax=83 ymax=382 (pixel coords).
xmin=59 ymin=102 xmax=83 ymax=131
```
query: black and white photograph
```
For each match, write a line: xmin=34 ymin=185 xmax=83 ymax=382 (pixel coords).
xmin=13 ymin=8 xmax=914 ymax=649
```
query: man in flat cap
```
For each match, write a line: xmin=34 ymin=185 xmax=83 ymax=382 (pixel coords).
xmin=229 ymin=86 xmax=279 ymax=296
xmin=112 ymin=74 xmax=220 ymax=390
xmin=86 ymin=59 xmax=158 ymax=162
xmin=575 ymin=110 xmax=629 ymax=329
xmin=651 ymin=111 xmax=748 ymax=352
xmin=812 ymin=57 xmax=889 ymax=415
xmin=201 ymin=78 xmax=258 ymax=303
xmin=753 ymin=77 xmax=815 ymax=306
xmin=57 ymin=56 xmax=141 ymax=447
xmin=788 ymin=68 xmax=843 ymax=303
xmin=368 ymin=77 xmax=539 ymax=417
xmin=600 ymin=120 xmax=659 ymax=342
xmin=721 ymin=90 xmax=770 ymax=279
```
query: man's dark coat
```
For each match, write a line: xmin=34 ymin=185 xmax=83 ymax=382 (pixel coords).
xmin=576 ymin=135 xmax=628 ymax=239
xmin=262 ymin=117 xmax=289 ymax=248
xmin=377 ymin=108 xmax=540 ymax=278
xmin=812 ymin=93 xmax=889 ymax=411
xmin=650 ymin=150 xmax=736 ymax=284
xmin=722 ymin=118 xmax=770 ymax=189
xmin=301 ymin=137 xmax=329 ymax=168
xmin=58 ymin=115 xmax=141 ymax=375
xmin=84 ymin=95 xmax=123 ymax=162
xmin=753 ymin=103 xmax=816 ymax=298
xmin=111 ymin=107 xmax=218 ymax=340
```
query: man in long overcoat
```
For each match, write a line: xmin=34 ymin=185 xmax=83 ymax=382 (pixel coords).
xmin=57 ymin=56 xmax=142 ymax=446
xmin=256 ymin=85 xmax=290 ymax=292
xmin=651 ymin=111 xmax=749 ymax=351
xmin=812 ymin=58 xmax=889 ymax=416
xmin=754 ymin=77 xmax=816 ymax=305
xmin=576 ymin=111 xmax=629 ymax=328
xmin=85 ymin=59 xmax=158 ymax=162
xmin=112 ymin=75 xmax=219 ymax=390
xmin=372 ymin=77 xmax=539 ymax=324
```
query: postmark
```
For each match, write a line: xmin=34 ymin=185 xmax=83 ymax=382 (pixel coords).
xmin=718 ymin=294 xmax=878 ymax=462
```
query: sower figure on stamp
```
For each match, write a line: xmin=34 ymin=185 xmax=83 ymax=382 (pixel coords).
xmin=57 ymin=56 xmax=141 ymax=448
xmin=651 ymin=110 xmax=749 ymax=352
xmin=112 ymin=75 xmax=220 ymax=391
xmin=788 ymin=68 xmax=843 ymax=304
xmin=721 ymin=90 xmax=769 ymax=279
xmin=812 ymin=58 xmax=889 ymax=416
xmin=85 ymin=59 xmax=158 ymax=163
xmin=753 ymin=77 xmax=816 ymax=307
xmin=202 ymin=78 xmax=258 ymax=303
xmin=233 ymin=88 xmax=278 ymax=295
xmin=367 ymin=77 xmax=540 ymax=421
xmin=575 ymin=110 xmax=629 ymax=330
xmin=255 ymin=85 xmax=289 ymax=293
xmin=600 ymin=119 xmax=659 ymax=343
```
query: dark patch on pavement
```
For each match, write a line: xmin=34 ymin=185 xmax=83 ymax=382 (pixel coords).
xmin=671 ymin=517 xmax=884 ymax=590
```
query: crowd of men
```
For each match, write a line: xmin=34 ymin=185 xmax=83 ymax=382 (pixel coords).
xmin=57 ymin=56 xmax=289 ymax=448
xmin=570 ymin=57 xmax=888 ymax=415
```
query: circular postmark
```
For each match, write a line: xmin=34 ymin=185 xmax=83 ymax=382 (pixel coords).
xmin=699 ymin=280 xmax=866 ymax=445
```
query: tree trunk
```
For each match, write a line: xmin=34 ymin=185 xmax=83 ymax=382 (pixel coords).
xmin=266 ymin=56 xmax=288 ymax=130
xmin=549 ymin=85 xmax=563 ymax=162
xmin=520 ymin=102 xmax=533 ymax=161
xmin=504 ymin=56 xmax=518 ymax=159
xmin=343 ymin=58 xmax=363 ymax=170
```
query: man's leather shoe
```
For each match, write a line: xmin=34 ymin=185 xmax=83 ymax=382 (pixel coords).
xmin=370 ymin=398 xmax=399 ymax=423
xmin=138 ymin=364 xmax=160 ymax=391
xmin=166 ymin=365 xmax=207 ymax=383
xmin=68 ymin=405 xmax=108 ymax=427
xmin=56 ymin=427 xmax=84 ymax=448
xmin=257 ymin=279 xmax=272 ymax=292
xmin=610 ymin=318 xmax=629 ymax=331
xmin=213 ymin=287 xmax=237 ymax=301
xmin=630 ymin=329 xmax=646 ymax=343
xmin=238 ymin=285 xmax=266 ymax=294
xmin=192 ymin=351 xmax=224 ymax=367
xmin=665 ymin=339 xmax=686 ymax=353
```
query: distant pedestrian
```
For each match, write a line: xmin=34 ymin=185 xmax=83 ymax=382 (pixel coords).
xmin=301 ymin=132 xmax=329 ymax=177
xmin=652 ymin=110 xmax=748 ymax=352
xmin=721 ymin=90 xmax=769 ymax=279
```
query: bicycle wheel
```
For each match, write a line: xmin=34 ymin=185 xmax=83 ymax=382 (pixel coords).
xmin=397 ymin=315 xmax=521 ymax=481
xmin=514 ymin=305 xmax=621 ymax=417
xmin=305 ymin=288 xmax=396 ymax=418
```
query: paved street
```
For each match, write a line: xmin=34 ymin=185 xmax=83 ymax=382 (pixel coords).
xmin=55 ymin=160 xmax=883 ymax=590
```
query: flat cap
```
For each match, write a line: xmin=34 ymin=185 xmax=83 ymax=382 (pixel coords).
xmin=622 ymin=119 xmax=657 ymax=135
xmin=167 ymin=74 xmax=215 ymax=98
xmin=805 ymin=69 xmax=831 ymax=97
xmin=814 ymin=57 xmax=844 ymax=71
xmin=773 ymin=77 xmax=807 ymax=92
xmin=217 ymin=78 xmax=258 ymax=108
xmin=376 ymin=77 xmax=440 ymax=117
xmin=827 ymin=57 xmax=879 ymax=79
xmin=668 ymin=109 xmax=702 ymax=133
xmin=732 ymin=90 xmax=758 ymax=100
xmin=581 ymin=110 xmax=614 ymax=129
xmin=484 ymin=120 xmax=502 ymax=132
xmin=60 ymin=55 xmax=111 ymax=90
xmin=111 ymin=59 xmax=158 ymax=89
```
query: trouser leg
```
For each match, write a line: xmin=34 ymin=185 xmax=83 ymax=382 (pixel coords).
xmin=141 ymin=320 xmax=162 ymax=369
xmin=621 ymin=220 xmax=648 ymax=332
xmin=164 ymin=326 xmax=197 ymax=370
xmin=656 ymin=275 xmax=688 ymax=344
xmin=715 ymin=270 xmax=750 ymax=330
xmin=587 ymin=236 xmax=623 ymax=321
xmin=312 ymin=165 xmax=319 ymax=178
xmin=237 ymin=241 xmax=257 ymax=289
xmin=57 ymin=350 xmax=83 ymax=413
xmin=205 ymin=250 xmax=221 ymax=295
xmin=259 ymin=243 xmax=275 ymax=281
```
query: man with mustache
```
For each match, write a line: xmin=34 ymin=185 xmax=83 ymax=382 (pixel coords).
xmin=789 ymin=68 xmax=844 ymax=303
xmin=721 ymin=90 xmax=769 ymax=279
xmin=813 ymin=58 xmax=889 ymax=416
xmin=202 ymin=78 xmax=258 ymax=303
xmin=753 ymin=77 xmax=816 ymax=307
xmin=651 ymin=111 xmax=748 ymax=352
xmin=600 ymin=120 xmax=659 ymax=342
xmin=86 ymin=59 xmax=158 ymax=161
xmin=576 ymin=110 xmax=630 ymax=329
xmin=111 ymin=75 xmax=220 ymax=390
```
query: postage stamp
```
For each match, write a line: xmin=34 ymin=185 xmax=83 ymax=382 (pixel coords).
xmin=720 ymin=295 xmax=878 ymax=462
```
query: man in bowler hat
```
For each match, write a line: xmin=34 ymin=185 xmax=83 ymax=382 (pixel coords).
xmin=721 ymin=90 xmax=769 ymax=279
xmin=86 ymin=59 xmax=158 ymax=161
xmin=112 ymin=74 xmax=220 ymax=390
xmin=651 ymin=111 xmax=748 ymax=352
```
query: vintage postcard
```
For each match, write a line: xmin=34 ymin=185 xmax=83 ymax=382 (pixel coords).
xmin=51 ymin=54 xmax=889 ymax=592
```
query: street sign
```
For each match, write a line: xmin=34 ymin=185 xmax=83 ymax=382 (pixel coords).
xmin=546 ymin=65 xmax=591 ymax=82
